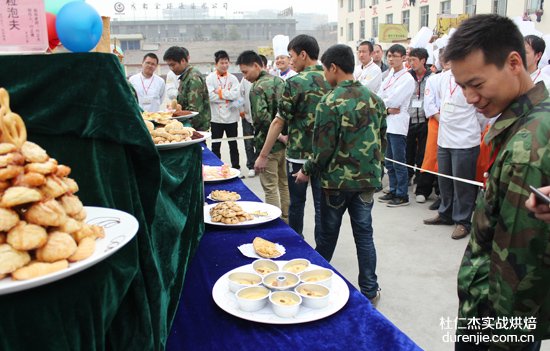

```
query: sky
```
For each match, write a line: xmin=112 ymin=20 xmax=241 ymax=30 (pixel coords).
xmin=104 ymin=0 xmax=337 ymax=22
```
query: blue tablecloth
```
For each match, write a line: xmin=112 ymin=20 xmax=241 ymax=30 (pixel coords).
xmin=166 ymin=148 xmax=421 ymax=351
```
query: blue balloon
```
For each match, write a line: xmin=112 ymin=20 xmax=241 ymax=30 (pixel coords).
xmin=56 ymin=2 xmax=103 ymax=53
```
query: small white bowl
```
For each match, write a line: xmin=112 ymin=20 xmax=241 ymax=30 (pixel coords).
xmin=235 ymin=286 xmax=270 ymax=312
xmin=252 ymin=259 xmax=279 ymax=276
xmin=295 ymin=283 xmax=330 ymax=309
xmin=269 ymin=291 xmax=302 ymax=318
xmin=282 ymin=258 xmax=310 ymax=274
xmin=228 ymin=272 xmax=262 ymax=293
xmin=263 ymin=272 xmax=300 ymax=291
xmin=299 ymin=268 xmax=334 ymax=288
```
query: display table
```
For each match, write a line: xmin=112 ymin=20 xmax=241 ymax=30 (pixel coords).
xmin=0 ymin=54 xmax=204 ymax=350
xmin=166 ymin=149 xmax=421 ymax=350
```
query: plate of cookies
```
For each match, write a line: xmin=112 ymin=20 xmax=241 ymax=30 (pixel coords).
xmin=0 ymin=207 xmax=139 ymax=295
xmin=207 ymin=190 xmax=241 ymax=202
xmin=204 ymin=201 xmax=282 ymax=227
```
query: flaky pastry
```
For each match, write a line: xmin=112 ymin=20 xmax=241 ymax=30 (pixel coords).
xmin=0 ymin=207 xmax=19 ymax=232
xmin=7 ymin=221 xmax=48 ymax=250
xmin=0 ymin=243 xmax=31 ymax=274
xmin=0 ymin=186 xmax=42 ymax=207
xmin=24 ymin=199 xmax=67 ymax=227
xmin=12 ymin=260 xmax=69 ymax=280
xmin=0 ymin=165 xmax=23 ymax=181
xmin=21 ymin=141 xmax=49 ymax=163
xmin=252 ymin=237 xmax=281 ymax=258
xmin=0 ymin=143 xmax=16 ymax=155
xmin=24 ymin=158 xmax=57 ymax=175
xmin=68 ymin=236 xmax=95 ymax=262
xmin=40 ymin=175 xmax=69 ymax=199
xmin=35 ymin=231 xmax=77 ymax=262
xmin=13 ymin=172 xmax=46 ymax=187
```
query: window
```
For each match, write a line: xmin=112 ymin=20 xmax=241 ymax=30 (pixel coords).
xmin=372 ymin=0 xmax=379 ymax=5
xmin=420 ymin=6 xmax=429 ymax=27
xmin=348 ymin=22 xmax=354 ymax=41
xmin=526 ymin=0 xmax=542 ymax=13
xmin=360 ymin=20 xmax=366 ymax=39
xmin=465 ymin=0 xmax=476 ymax=15
xmin=340 ymin=0 xmax=343 ymax=8
xmin=492 ymin=0 xmax=507 ymax=15
xmin=340 ymin=26 xmax=344 ymax=36
xmin=360 ymin=0 xmax=366 ymax=9
xmin=441 ymin=1 xmax=451 ymax=14
xmin=386 ymin=14 xmax=393 ymax=23
xmin=372 ymin=17 xmax=379 ymax=37
xmin=402 ymin=10 xmax=410 ymax=31
xmin=348 ymin=0 xmax=354 ymax=12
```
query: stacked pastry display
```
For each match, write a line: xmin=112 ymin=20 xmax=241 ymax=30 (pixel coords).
xmin=209 ymin=201 xmax=254 ymax=224
xmin=145 ymin=119 xmax=202 ymax=145
xmin=0 ymin=88 xmax=104 ymax=281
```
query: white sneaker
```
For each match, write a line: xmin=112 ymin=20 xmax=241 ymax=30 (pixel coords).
xmin=248 ymin=169 xmax=256 ymax=177
xmin=416 ymin=194 xmax=426 ymax=203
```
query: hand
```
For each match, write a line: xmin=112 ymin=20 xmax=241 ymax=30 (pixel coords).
xmin=254 ymin=155 xmax=268 ymax=173
xmin=525 ymin=186 xmax=550 ymax=223
xmin=239 ymin=111 xmax=245 ymax=119
xmin=277 ymin=134 xmax=289 ymax=144
xmin=293 ymin=169 xmax=309 ymax=184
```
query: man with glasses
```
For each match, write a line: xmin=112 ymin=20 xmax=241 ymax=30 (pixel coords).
xmin=377 ymin=44 xmax=415 ymax=207
xmin=129 ymin=53 xmax=165 ymax=112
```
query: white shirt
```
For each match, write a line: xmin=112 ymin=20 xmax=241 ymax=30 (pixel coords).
xmin=377 ymin=68 xmax=415 ymax=136
xmin=530 ymin=68 xmax=550 ymax=91
xmin=205 ymin=71 xmax=240 ymax=124
xmin=423 ymin=72 xmax=443 ymax=118
xmin=353 ymin=58 xmax=382 ymax=93
xmin=165 ymin=70 xmax=179 ymax=101
xmin=279 ymin=69 xmax=297 ymax=80
xmin=128 ymin=73 xmax=166 ymax=112
xmin=437 ymin=70 xmax=483 ymax=148
xmin=238 ymin=78 xmax=253 ymax=123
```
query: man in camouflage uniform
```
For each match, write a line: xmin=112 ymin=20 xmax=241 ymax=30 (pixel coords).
xmin=255 ymin=34 xmax=331 ymax=240
xmin=295 ymin=44 xmax=387 ymax=306
xmin=236 ymin=50 xmax=289 ymax=222
xmin=446 ymin=14 xmax=549 ymax=349
xmin=163 ymin=46 xmax=211 ymax=131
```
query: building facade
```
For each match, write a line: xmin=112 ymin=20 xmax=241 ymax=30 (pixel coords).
xmin=338 ymin=0 xmax=549 ymax=47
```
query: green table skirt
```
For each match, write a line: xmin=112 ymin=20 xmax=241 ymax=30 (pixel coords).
xmin=0 ymin=53 xmax=204 ymax=350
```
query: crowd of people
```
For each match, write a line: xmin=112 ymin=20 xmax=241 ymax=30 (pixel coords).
xmin=127 ymin=14 xmax=549 ymax=350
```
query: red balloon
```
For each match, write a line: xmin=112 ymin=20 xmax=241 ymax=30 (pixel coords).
xmin=46 ymin=12 xmax=60 ymax=50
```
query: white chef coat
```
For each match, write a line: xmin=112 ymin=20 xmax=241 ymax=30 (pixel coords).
xmin=238 ymin=78 xmax=253 ymax=123
xmin=377 ymin=67 xmax=415 ymax=136
xmin=279 ymin=69 xmax=297 ymax=81
xmin=205 ymin=71 xmax=240 ymax=124
xmin=128 ymin=73 xmax=166 ymax=112
xmin=437 ymin=70 xmax=483 ymax=149
xmin=423 ymin=72 xmax=443 ymax=118
xmin=165 ymin=70 xmax=179 ymax=101
xmin=353 ymin=58 xmax=382 ymax=93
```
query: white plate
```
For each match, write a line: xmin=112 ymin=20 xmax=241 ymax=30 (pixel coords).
xmin=206 ymin=191 xmax=241 ymax=202
xmin=0 ymin=206 xmax=139 ymax=296
xmin=203 ymin=166 xmax=240 ymax=182
xmin=156 ymin=131 xmax=211 ymax=150
xmin=237 ymin=243 xmax=286 ymax=259
xmin=171 ymin=111 xmax=199 ymax=120
xmin=204 ymin=201 xmax=282 ymax=227
xmin=212 ymin=261 xmax=350 ymax=324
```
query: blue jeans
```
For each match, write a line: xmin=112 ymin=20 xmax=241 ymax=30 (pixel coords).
xmin=317 ymin=189 xmax=379 ymax=298
xmin=286 ymin=161 xmax=322 ymax=241
xmin=385 ymin=133 xmax=408 ymax=199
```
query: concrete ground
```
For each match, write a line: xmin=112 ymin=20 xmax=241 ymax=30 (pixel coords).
xmin=211 ymin=138 xmax=549 ymax=351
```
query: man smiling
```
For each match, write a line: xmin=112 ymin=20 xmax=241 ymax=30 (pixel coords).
xmin=445 ymin=14 xmax=549 ymax=350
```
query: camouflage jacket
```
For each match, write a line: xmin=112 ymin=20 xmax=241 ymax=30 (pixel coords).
xmin=177 ymin=66 xmax=211 ymax=131
xmin=250 ymin=71 xmax=286 ymax=153
xmin=278 ymin=65 xmax=331 ymax=160
xmin=302 ymin=80 xmax=387 ymax=190
xmin=457 ymin=82 xmax=550 ymax=346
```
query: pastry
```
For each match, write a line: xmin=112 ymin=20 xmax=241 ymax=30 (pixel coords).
xmin=0 ymin=186 xmax=42 ymax=207
xmin=0 ymin=207 xmax=19 ymax=232
xmin=7 ymin=221 xmax=48 ymax=251
xmin=24 ymin=199 xmax=67 ymax=227
xmin=252 ymin=237 xmax=281 ymax=258
xmin=209 ymin=190 xmax=240 ymax=201
xmin=0 ymin=243 xmax=31 ymax=274
xmin=12 ymin=260 xmax=69 ymax=280
xmin=35 ymin=231 xmax=77 ymax=262
xmin=68 ymin=236 xmax=95 ymax=262
xmin=20 ymin=141 xmax=49 ymax=163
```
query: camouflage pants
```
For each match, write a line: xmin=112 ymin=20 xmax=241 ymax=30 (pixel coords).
xmin=258 ymin=149 xmax=289 ymax=223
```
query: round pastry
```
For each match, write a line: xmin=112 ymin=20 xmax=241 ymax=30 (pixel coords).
xmin=55 ymin=165 xmax=71 ymax=178
xmin=0 ymin=165 xmax=24 ymax=181
xmin=68 ymin=236 xmax=95 ymax=262
xmin=0 ymin=186 xmax=42 ymax=207
xmin=35 ymin=231 xmax=77 ymax=262
xmin=13 ymin=172 xmax=46 ymax=187
xmin=0 ymin=143 xmax=16 ymax=155
xmin=59 ymin=194 xmax=83 ymax=216
xmin=7 ymin=221 xmax=48 ymax=251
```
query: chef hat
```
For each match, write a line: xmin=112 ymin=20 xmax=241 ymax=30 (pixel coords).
xmin=273 ymin=35 xmax=290 ymax=58
xmin=410 ymin=26 xmax=433 ymax=49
